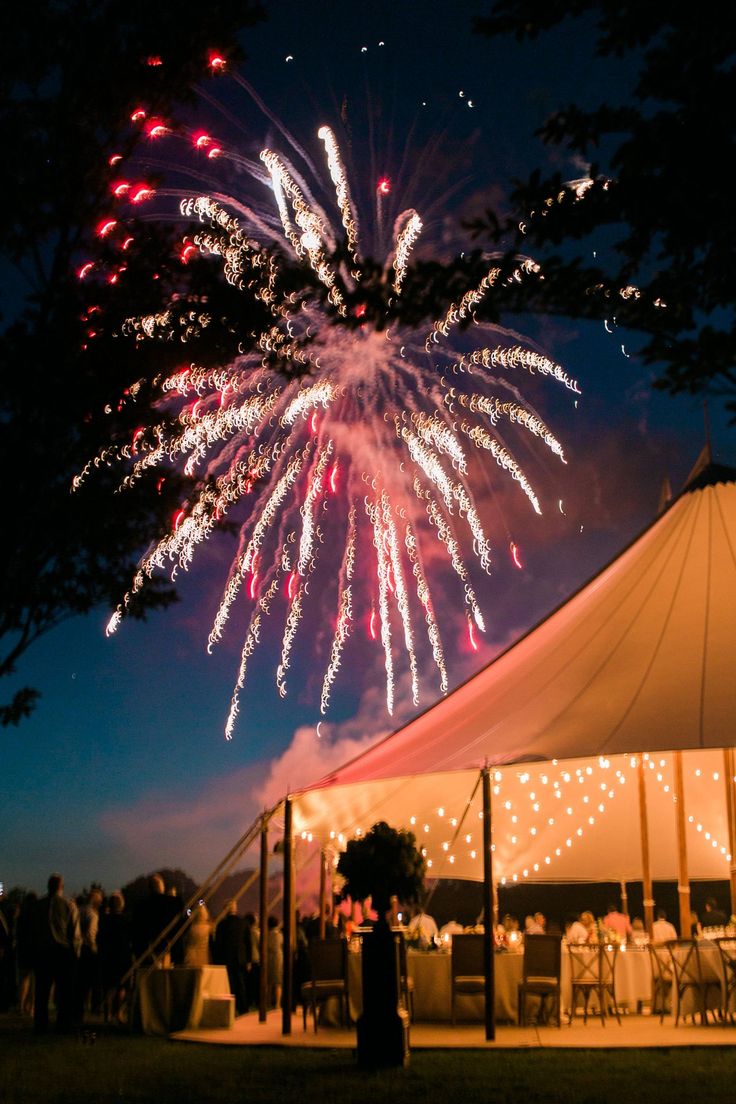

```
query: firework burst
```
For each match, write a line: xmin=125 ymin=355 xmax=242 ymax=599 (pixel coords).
xmin=76 ymin=78 xmax=580 ymax=739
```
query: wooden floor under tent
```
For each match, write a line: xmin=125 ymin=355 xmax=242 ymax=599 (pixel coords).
xmin=171 ymin=1009 xmax=736 ymax=1049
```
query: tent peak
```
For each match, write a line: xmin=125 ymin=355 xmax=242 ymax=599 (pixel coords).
xmin=680 ymin=448 xmax=736 ymax=496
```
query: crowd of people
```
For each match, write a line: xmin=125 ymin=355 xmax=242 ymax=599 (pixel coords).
xmin=0 ymin=873 xmax=283 ymax=1033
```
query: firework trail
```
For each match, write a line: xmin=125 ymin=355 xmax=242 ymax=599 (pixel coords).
xmin=76 ymin=71 xmax=580 ymax=739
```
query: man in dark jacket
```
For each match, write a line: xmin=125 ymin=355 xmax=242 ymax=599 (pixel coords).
xmin=213 ymin=900 xmax=249 ymax=1014
xmin=131 ymin=874 xmax=182 ymax=967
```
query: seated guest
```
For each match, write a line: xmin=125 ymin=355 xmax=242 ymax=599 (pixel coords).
xmin=630 ymin=917 xmax=648 ymax=944
xmin=524 ymin=913 xmax=545 ymax=935
xmin=438 ymin=920 xmax=464 ymax=946
xmin=702 ymin=897 xmax=727 ymax=928
xmin=502 ymin=913 xmax=522 ymax=949
xmin=580 ymin=911 xmax=597 ymax=942
xmin=565 ymin=913 xmax=589 ymax=944
xmin=406 ymin=903 xmax=438 ymax=949
xmin=652 ymin=909 xmax=678 ymax=943
xmin=603 ymin=902 xmax=632 ymax=941
xmin=690 ymin=911 xmax=702 ymax=938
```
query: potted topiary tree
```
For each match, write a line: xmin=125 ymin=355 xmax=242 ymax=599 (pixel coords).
xmin=337 ymin=820 xmax=426 ymax=1067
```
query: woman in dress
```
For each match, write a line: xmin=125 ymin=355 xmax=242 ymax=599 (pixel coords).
xmin=184 ymin=904 xmax=213 ymax=967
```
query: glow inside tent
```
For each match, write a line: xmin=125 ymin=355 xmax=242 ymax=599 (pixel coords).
xmin=289 ymin=462 xmax=736 ymax=886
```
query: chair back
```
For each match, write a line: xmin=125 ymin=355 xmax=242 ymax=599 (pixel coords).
xmin=522 ymin=934 xmax=561 ymax=983
xmin=567 ymin=944 xmax=599 ymax=985
xmin=599 ymin=943 xmax=619 ymax=986
xmin=451 ymin=933 xmax=484 ymax=980
xmin=308 ymin=938 xmax=347 ymax=983
xmin=666 ymin=939 xmax=719 ymax=988
xmin=715 ymin=937 xmax=736 ymax=975
xmin=648 ymin=942 xmax=672 ymax=983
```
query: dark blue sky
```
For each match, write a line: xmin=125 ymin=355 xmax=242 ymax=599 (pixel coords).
xmin=3 ymin=1 xmax=732 ymax=896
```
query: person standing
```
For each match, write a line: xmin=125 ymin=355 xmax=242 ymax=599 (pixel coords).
xmin=184 ymin=903 xmax=213 ymax=967
xmin=213 ymin=901 xmax=249 ymax=1014
xmin=244 ymin=913 xmax=260 ymax=1011
xmin=98 ymin=891 xmax=132 ymax=1023
xmin=266 ymin=916 xmax=283 ymax=1009
xmin=32 ymin=874 xmax=81 ymax=1034
xmin=78 ymin=887 xmax=103 ymax=1015
xmin=131 ymin=874 xmax=181 ymax=967
xmin=16 ymin=892 xmax=38 ymax=1016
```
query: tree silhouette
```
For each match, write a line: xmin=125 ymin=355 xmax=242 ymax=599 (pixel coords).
xmin=0 ymin=0 xmax=265 ymax=723
xmin=464 ymin=2 xmax=736 ymax=414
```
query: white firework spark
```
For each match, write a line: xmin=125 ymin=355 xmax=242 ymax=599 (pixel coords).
xmin=79 ymin=107 xmax=580 ymax=739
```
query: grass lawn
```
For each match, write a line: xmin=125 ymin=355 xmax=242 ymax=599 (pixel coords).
xmin=2 ymin=1016 xmax=736 ymax=1104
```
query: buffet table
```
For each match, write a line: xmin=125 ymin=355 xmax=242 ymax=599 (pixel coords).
xmin=138 ymin=965 xmax=231 ymax=1035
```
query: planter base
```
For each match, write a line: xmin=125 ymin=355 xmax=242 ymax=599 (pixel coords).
xmin=356 ymin=1005 xmax=410 ymax=1068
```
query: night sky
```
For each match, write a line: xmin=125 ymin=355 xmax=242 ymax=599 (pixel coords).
xmin=3 ymin=1 xmax=733 ymax=896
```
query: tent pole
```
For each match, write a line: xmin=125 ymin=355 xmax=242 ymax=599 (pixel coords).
xmin=673 ymin=751 xmax=691 ymax=938
xmin=724 ymin=747 xmax=736 ymax=918
xmin=319 ymin=848 xmax=327 ymax=939
xmin=637 ymin=758 xmax=655 ymax=938
xmin=620 ymin=880 xmax=629 ymax=918
xmin=259 ymin=815 xmax=269 ymax=1023
xmin=282 ymin=796 xmax=294 ymax=1036
xmin=482 ymin=766 xmax=495 ymax=1041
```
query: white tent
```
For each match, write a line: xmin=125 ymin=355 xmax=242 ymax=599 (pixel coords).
xmin=290 ymin=459 xmax=736 ymax=886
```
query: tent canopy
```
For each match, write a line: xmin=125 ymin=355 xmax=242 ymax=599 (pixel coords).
xmin=290 ymin=464 xmax=736 ymax=885
xmin=293 ymin=748 xmax=733 ymax=883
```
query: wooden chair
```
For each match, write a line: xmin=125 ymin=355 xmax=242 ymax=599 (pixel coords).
xmin=647 ymin=942 xmax=673 ymax=1023
xmin=715 ymin=937 xmax=736 ymax=1022
xmin=397 ymin=935 xmax=415 ymax=1021
xmin=517 ymin=934 xmax=562 ymax=1027
xmin=301 ymin=938 xmax=349 ymax=1032
xmin=450 ymin=934 xmax=485 ymax=1025
xmin=567 ymin=943 xmax=621 ymax=1026
xmin=666 ymin=939 xmax=722 ymax=1025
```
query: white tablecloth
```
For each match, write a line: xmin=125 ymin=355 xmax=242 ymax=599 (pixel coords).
xmin=346 ymin=951 xmax=521 ymax=1023
xmin=341 ymin=945 xmax=654 ymax=1025
xmin=139 ymin=965 xmax=231 ymax=1035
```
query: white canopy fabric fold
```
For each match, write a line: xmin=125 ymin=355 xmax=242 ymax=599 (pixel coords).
xmin=313 ymin=472 xmax=736 ymax=788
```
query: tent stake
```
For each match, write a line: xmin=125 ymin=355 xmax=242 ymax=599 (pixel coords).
xmin=637 ymin=758 xmax=655 ymax=937
xmin=482 ymin=766 xmax=495 ymax=1041
xmin=282 ymin=796 xmax=294 ymax=1035
xmin=673 ymin=751 xmax=691 ymax=937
